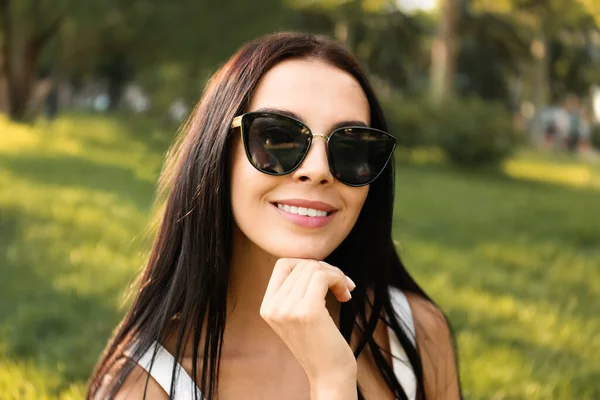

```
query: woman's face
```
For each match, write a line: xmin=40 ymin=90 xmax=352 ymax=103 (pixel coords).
xmin=230 ymin=58 xmax=370 ymax=260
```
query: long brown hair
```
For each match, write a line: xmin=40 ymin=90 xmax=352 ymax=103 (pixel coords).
xmin=88 ymin=31 xmax=453 ymax=400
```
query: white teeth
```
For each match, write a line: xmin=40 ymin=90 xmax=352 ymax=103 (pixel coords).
xmin=276 ymin=204 xmax=330 ymax=217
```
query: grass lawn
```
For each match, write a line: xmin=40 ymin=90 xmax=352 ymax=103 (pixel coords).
xmin=0 ymin=113 xmax=598 ymax=399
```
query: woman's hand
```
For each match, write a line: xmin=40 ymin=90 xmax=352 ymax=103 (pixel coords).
xmin=260 ymin=259 xmax=357 ymax=399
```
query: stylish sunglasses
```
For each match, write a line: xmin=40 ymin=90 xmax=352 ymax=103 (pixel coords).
xmin=231 ymin=111 xmax=396 ymax=187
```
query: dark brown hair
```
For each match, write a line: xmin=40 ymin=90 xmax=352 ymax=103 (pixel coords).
xmin=88 ymin=31 xmax=455 ymax=400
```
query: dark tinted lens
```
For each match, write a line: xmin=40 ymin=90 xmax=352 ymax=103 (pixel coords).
xmin=328 ymin=128 xmax=396 ymax=185
xmin=243 ymin=113 xmax=311 ymax=175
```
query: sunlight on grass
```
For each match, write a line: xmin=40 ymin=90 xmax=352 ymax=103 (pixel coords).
xmin=503 ymin=158 xmax=600 ymax=191
xmin=0 ymin=116 xmax=42 ymax=153
xmin=393 ymin=158 xmax=600 ymax=399
xmin=0 ymin=113 xmax=170 ymax=398
xmin=0 ymin=358 xmax=85 ymax=400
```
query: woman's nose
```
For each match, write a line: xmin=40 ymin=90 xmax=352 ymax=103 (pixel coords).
xmin=291 ymin=136 xmax=333 ymax=185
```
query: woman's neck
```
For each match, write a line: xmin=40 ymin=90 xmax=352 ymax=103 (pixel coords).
xmin=228 ymin=225 xmax=278 ymax=314
xmin=225 ymin=226 xmax=340 ymax=356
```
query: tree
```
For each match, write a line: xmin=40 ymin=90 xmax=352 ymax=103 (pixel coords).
xmin=0 ymin=0 xmax=62 ymax=121
xmin=0 ymin=0 xmax=295 ymax=121
xmin=429 ymin=0 xmax=461 ymax=104
xmin=468 ymin=0 xmax=600 ymax=136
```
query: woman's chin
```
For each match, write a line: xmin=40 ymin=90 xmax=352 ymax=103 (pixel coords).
xmin=268 ymin=246 xmax=334 ymax=262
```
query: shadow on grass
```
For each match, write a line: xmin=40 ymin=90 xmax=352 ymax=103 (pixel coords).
xmin=394 ymin=161 xmax=600 ymax=248
xmin=395 ymin=161 xmax=600 ymax=309
xmin=0 ymin=206 xmax=125 ymax=392
xmin=0 ymin=153 xmax=157 ymax=213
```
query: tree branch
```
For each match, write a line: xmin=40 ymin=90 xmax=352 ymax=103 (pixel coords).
xmin=31 ymin=16 xmax=63 ymax=52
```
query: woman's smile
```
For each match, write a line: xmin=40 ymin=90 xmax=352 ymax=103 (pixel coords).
xmin=271 ymin=199 xmax=338 ymax=229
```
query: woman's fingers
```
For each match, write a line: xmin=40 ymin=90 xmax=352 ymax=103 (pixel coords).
xmin=287 ymin=261 xmax=324 ymax=301
xmin=265 ymin=259 xmax=354 ymax=300
xmin=262 ymin=258 xmax=300 ymax=302
xmin=273 ymin=259 xmax=313 ymax=299
xmin=303 ymin=265 xmax=352 ymax=305
xmin=319 ymin=261 xmax=356 ymax=292
xmin=263 ymin=259 xmax=355 ymax=315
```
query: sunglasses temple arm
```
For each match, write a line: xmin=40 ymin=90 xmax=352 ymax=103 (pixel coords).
xmin=231 ymin=116 xmax=243 ymax=129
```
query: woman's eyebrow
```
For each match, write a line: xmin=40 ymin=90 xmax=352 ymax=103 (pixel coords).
xmin=253 ymin=107 xmax=369 ymax=130
xmin=254 ymin=107 xmax=303 ymax=121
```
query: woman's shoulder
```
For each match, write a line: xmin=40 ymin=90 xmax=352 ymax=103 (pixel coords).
xmin=403 ymin=291 xmax=451 ymax=339
xmin=115 ymin=363 xmax=169 ymax=400
xmin=403 ymin=291 xmax=461 ymax=399
xmin=94 ymin=356 xmax=169 ymax=400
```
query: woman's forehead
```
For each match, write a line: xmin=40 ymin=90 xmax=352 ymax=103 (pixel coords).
xmin=247 ymin=58 xmax=371 ymax=129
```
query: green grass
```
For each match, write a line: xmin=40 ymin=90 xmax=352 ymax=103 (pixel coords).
xmin=1 ymin=113 xmax=599 ymax=399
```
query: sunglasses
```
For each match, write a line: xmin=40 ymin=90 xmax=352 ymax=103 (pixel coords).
xmin=231 ymin=111 xmax=396 ymax=187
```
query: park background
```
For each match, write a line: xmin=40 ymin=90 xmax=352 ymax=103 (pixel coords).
xmin=1 ymin=0 xmax=600 ymax=398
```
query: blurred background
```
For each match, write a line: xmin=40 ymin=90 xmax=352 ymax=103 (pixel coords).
xmin=1 ymin=0 xmax=599 ymax=398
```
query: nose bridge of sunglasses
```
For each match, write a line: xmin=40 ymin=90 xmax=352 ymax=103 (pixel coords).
xmin=311 ymin=133 xmax=329 ymax=141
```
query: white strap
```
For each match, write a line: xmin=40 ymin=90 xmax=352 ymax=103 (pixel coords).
xmin=389 ymin=287 xmax=416 ymax=346
xmin=128 ymin=341 xmax=203 ymax=400
xmin=387 ymin=287 xmax=417 ymax=400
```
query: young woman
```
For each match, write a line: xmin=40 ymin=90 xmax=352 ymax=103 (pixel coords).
xmin=88 ymin=32 xmax=461 ymax=400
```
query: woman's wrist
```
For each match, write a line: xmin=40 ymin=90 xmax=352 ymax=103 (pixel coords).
xmin=308 ymin=368 xmax=358 ymax=400
xmin=310 ymin=380 xmax=357 ymax=400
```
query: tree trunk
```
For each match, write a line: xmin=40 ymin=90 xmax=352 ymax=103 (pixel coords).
xmin=10 ymin=38 xmax=42 ymax=121
xmin=0 ymin=0 xmax=26 ymax=121
xmin=429 ymin=0 xmax=459 ymax=104
xmin=0 ymin=0 xmax=61 ymax=121
xmin=0 ymin=48 xmax=6 ymax=114
xmin=0 ymin=0 xmax=10 ymax=116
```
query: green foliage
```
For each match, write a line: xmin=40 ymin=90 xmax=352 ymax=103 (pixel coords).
xmin=381 ymin=95 xmax=436 ymax=148
xmin=383 ymin=96 xmax=522 ymax=166
xmin=591 ymin=124 xmax=600 ymax=149
xmin=1 ymin=115 xmax=599 ymax=399
xmin=432 ymin=98 xmax=523 ymax=166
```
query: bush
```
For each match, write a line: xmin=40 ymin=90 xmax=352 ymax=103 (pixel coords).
xmin=433 ymin=98 xmax=521 ymax=166
xmin=383 ymin=95 xmax=521 ymax=166
xmin=382 ymin=95 xmax=436 ymax=148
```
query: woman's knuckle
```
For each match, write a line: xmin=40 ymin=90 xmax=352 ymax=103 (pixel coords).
xmin=259 ymin=306 xmax=270 ymax=319
xmin=279 ymin=309 xmax=297 ymax=322
xmin=274 ymin=258 xmax=292 ymax=271
xmin=317 ymin=268 xmax=332 ymax=280
xmin=297 ymin=307 xmax=317 ymax=322
xmin=260 ymin=303 xmax=281 ymax=319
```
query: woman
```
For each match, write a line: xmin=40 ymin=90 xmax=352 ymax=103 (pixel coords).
xmin=88 ymin=32 xmax=461 ymax=400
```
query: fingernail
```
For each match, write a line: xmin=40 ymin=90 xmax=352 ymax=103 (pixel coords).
xmin=345 ymin=288 xmax=352 ymax=300
xmin=345 ymin=276 xmax=356 ymax=291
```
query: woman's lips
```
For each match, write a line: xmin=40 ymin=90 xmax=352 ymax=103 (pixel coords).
xmin=273 ymin=199 xmax=337 ymax=212
xmin=271 ymin=203 xmax=336 ymax=229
